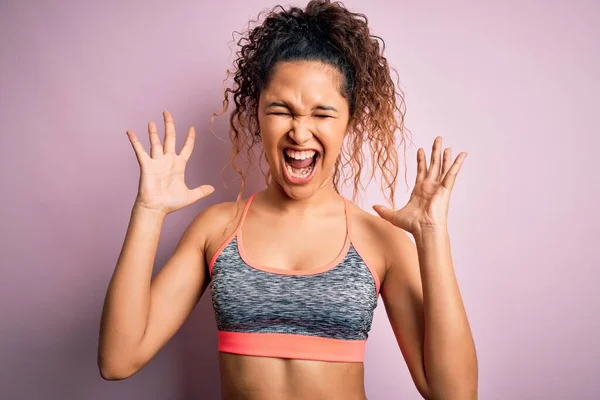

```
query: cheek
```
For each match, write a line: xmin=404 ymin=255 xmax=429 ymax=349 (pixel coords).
xmin=260 ymin=121 xmax=287 ymax=165
xmin=320 ymin=124 xmax=347 ymax=158
xmin=260 ymin=119 xmax=288 ymax=144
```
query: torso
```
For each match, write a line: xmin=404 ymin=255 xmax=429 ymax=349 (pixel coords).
xmin=204 ymin=191 xmax=389 ymax=400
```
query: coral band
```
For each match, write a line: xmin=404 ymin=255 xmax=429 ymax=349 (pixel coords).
xmin=218 ymin=331 xmax=367 ymax=363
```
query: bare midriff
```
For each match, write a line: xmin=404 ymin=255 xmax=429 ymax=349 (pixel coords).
xmin=218 ymin=352 xmax=368 ymax=400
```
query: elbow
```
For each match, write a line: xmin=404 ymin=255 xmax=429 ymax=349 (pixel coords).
xmin=98 ymin=363 xmax=137 ymax=381
xmin=424 ymin=389 xmax=478 ymax=400
xmin=416 ymin=384 xmax=434 ymax=400
xmin=417 ymin=375 xmax=478 ymax=400
xmin=99 ymin=367 xmax=122 ymax=381
xmin=422 ymin=381 xmax=478 ymax=400
xmin=421 ymin=349 xmax=479 ymax=399
xmin=97 ymin=352 xmax=139 ymax=381
xmin=97 ymin=338 xmax=145 ymax=381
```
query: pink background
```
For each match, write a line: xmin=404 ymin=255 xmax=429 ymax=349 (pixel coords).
xmin=1 ymin=0 xmax=598 ymax=399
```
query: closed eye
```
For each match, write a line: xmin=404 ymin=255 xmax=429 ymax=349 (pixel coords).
xmin=267 ymin=112 xmax=333 ymax=119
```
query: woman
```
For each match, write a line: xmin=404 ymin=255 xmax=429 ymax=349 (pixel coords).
xmin=98 ymin=1 xmax=478 ymax=399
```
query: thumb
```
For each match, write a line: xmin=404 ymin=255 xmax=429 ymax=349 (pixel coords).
xmin=190 ymin=185 xmax=215 ymax=202
xmin=372 ymin=205 xmax=397 ymax=224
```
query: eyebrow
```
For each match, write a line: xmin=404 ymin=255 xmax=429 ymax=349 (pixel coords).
xmin=266 ymin=101 xmax=338 ymax=113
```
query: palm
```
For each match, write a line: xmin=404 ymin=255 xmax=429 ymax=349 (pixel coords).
xmin=126 ymin=111 xmax=214 ymax=215
xmin=394 ymin=179 xmax=450 ymax=233
xmin=374 ymin=136 xmax=467 ymax=234
xmin=137 ymin=154 xmax=193 ymax=213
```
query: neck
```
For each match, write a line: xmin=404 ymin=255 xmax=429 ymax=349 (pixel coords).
xmin=262 ymin=181 xmax=343 ymax=216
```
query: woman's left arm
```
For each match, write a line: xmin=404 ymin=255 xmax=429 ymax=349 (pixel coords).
xmin=374 ymin=136 xmax=478 ymax=399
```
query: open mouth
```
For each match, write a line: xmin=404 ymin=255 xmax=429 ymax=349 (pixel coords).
xmin=282 ymin=148 xmax=320 ymax=183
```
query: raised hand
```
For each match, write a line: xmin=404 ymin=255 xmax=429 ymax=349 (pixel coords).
xmin=373 ymin=136 xmax=467 ymax=235
xmin=126 ymin=111 xmax=214 ymax=215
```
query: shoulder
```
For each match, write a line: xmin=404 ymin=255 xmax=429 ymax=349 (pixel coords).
xmin=195 ymin=198 xmax=245 ymax=227
xmin=345 ymin=198 xmax=415 ymax=277
xmin=184 ymin=197 xmax=249 ymax=252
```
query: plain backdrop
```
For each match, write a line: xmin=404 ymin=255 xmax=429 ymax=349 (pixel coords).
xmin=1 ymin=0 xmax=598 ymax=399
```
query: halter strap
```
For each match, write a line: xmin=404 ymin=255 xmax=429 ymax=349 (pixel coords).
xmin=341 ymin=195 xmax=351 ymax=240
xmin=238 ymin=192 xmax=257 ymax=229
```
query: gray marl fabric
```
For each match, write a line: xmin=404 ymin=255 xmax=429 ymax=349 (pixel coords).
xmin=209 ymin=236 xmax=379 ymax=340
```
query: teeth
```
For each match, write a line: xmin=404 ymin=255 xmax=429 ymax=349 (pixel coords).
xmin=285 ymin=149 xmax=316 ymax=160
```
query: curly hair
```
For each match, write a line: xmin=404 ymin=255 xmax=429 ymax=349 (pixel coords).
xmin=211 ymin=0 xmax=411 ymax=209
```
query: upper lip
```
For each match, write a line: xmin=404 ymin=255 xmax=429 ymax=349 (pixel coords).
xmin=283 ymin=146 xmax=321 ymax=155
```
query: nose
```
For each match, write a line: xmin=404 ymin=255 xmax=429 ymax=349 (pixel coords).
xmin=288 ymin=117 xmax=314 ymax=145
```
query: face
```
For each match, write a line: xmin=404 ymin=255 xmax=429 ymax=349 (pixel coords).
xmin=258 ymin=61 xmax=350 ymax=200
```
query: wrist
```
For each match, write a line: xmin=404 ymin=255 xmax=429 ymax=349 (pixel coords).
xmin=412 ymin=225 xmax=449 ymax=244
xmin=131 ymin=203 xmax=168 ymax=220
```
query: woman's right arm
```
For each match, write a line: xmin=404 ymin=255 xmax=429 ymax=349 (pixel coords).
xmin=97 ymin=111 xmax=215 ymax=380
xmin=98 ymin=204 xmax=215 ymax=380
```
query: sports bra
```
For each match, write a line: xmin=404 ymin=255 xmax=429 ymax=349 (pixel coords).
xmin=208 ymin=193 xmax=381 ymax=363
